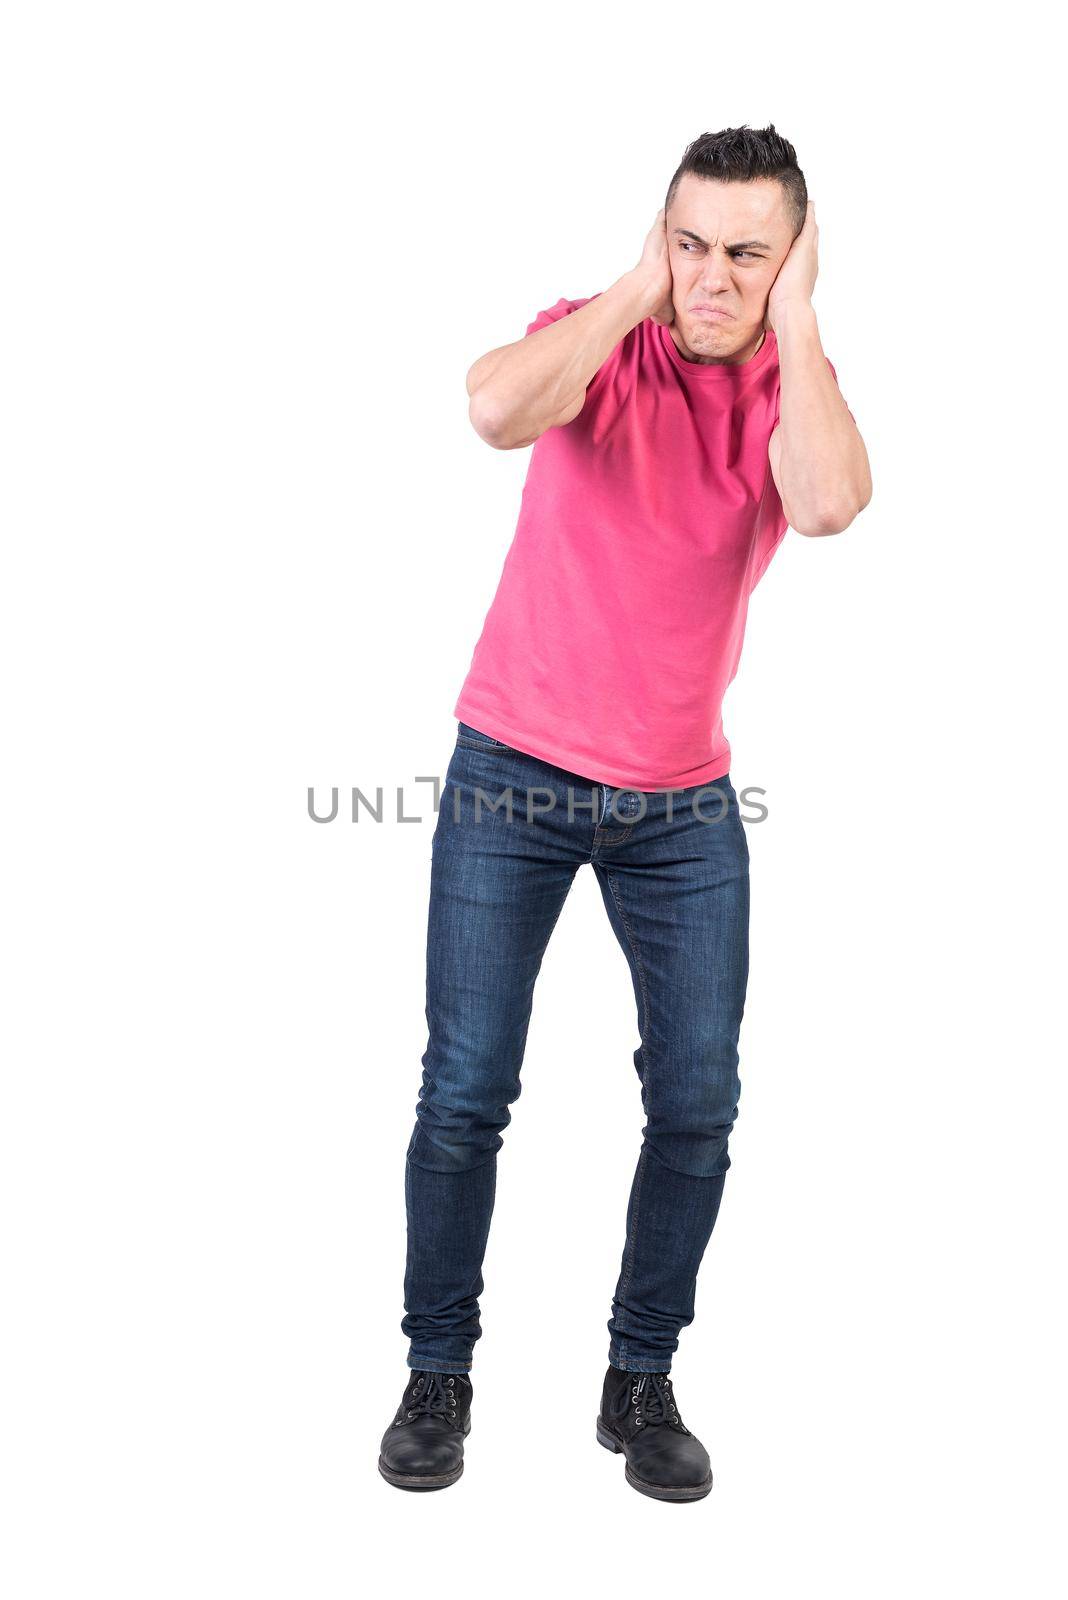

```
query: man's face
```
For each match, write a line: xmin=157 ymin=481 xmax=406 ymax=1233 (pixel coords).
xmin=664 ymin=173 xmax=797 ymax=362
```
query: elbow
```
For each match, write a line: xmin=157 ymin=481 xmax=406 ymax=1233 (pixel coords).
xmin=793 ymin=503 xmax=858 ymax=537
xmin=794 ymin=508 xmax=851 ymax=537
xmin=468 ymin=390 xmax=526 ymax=450
xmin=793 ymin=480 xmax=872 ymax=537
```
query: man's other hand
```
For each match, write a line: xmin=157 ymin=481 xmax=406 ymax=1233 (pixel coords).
xmin=632 ymin=207 xmax=675 ymax=326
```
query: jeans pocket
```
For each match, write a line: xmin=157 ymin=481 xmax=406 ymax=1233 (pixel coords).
xmin=456 ymin=720 xmax=508 ymax=749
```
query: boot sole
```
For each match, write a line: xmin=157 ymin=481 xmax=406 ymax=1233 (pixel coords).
xmin=596 ymin=1419 xmax=713 ymax=1502
xmin=378 ymin=1456 xmax=464 ymax=1491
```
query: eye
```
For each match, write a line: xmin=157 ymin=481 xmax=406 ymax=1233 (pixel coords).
xmin=732 ymin=252 xmax=757 ymax=261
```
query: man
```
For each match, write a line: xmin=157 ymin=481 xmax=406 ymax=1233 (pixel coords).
xmin=378 ymin=125 xmax=871 ymax=1501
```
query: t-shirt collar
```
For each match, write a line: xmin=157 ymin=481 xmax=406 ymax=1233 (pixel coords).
xmin=657 ymin=319 xmax=777 ymax=380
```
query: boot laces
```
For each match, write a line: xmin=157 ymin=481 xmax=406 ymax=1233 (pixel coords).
xmin=405 ymin=1371 xmax=458 ymax=1423
xmin=631 ymin=1372 xmax=681 ymax=1429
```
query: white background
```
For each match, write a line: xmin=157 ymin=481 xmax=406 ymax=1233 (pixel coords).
xmin=2 ymin=2 xmax=1064 ymax=1594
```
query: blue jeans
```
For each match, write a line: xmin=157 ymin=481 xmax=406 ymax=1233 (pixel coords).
xmin=402 ymin=721 xmax=750 ymax=1374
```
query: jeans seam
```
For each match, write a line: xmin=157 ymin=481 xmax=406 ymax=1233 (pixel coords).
xmin=608 ymin=1356 xmax=672 ymax=1374
xmin=604 ymin=867 xmax=652 ymax=1046
xmin=604 ymin=865 xmax=655 ymax=1371
xmin=614 ymin=1147 xmax=647 ymax=1368
xmin=407 ymin=1356 xmax=473 ymax=1372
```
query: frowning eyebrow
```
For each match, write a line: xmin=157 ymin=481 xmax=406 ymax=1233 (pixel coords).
xmin=672 ymin=228 xmax=772 ymax=251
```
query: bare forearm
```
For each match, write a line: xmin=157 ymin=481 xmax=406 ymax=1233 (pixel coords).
xmin=467 ymin=272 xmax=654 ymax=449
xmin=775 ymin=302 xmax=872 ymax=534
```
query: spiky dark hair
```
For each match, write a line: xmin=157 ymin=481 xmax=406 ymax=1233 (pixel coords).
xmin=665 ymin=125 xmax=808 ymax=236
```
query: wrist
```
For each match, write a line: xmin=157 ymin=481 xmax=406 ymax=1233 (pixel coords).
xmin=767 ymin=297 xmax=817 ymax=336
xmin=616 ymin=267 xmax=669 ymax=322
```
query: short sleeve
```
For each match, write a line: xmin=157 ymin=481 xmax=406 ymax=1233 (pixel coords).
xmin=524 ymin=294 xmax=600 ymax=337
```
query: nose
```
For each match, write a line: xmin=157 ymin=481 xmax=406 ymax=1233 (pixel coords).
xmin=696 ymin=252 xmax=732 ymax=296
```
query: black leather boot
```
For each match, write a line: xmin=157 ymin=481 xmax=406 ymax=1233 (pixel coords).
xmin=378 ymin=1370 xmax=473 ymax=1491
xmin=596 ymin=1365 xmax=712 ymax=1501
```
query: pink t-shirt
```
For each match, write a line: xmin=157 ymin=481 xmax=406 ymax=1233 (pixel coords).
xmin=453 ymin=294 xmax=845 ymax=790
